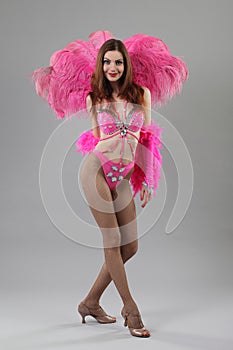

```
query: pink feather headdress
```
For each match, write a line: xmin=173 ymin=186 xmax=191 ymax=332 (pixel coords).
xmin=30 ymin=30 xmax=188 ymax=119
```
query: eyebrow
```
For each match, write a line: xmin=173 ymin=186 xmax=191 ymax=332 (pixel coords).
xmin=103 ymin=57 xmax=123 ymax=61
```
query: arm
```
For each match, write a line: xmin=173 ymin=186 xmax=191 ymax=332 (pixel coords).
xmin=140 ymin=87 xmax=153 ymax=207
xmin=75 ymin=95 xmax=100 ymax=155
xmin=142 ymin=86 xmax=151 ymax=126
xmin=130 ymin=87 xmax=163 ymax=205
xmin=86 ymin=95 xmax=100 ymax=139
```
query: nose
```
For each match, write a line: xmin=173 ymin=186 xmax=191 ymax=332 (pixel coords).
xmin=109 ymin=62 xmax=117 ymax=71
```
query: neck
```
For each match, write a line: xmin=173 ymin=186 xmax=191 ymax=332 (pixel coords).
xmin=110 ymin=81 xmax=120 ymax=95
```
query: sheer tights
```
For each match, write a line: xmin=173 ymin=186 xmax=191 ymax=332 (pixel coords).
xmin=80 ymin=152 xmax=140 ymax=312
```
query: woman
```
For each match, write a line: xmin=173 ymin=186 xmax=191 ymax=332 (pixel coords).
xmin=78 ymin=39 xmax=152 ymax=338
xmin=31 ymin=30 xmax=187 ymax=338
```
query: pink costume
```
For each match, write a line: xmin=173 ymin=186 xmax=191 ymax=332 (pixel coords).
xmin=30 ymin=31 xmax=188 ymax=197
xmin=93 ymin=100 xmax=143 ymax=191
xmin=76 ymin=100 xmax=163 ymax=197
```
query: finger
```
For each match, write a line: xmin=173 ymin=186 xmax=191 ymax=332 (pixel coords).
xmin=140 ymin=188 xmax=145 ymax=201
xmin=141 ymin=191 xmax=151 ymax=208
xmin=141 ymin=193 xmax=148 ymax=208
xmin=140 ymin=191 xmax=143 ymax=201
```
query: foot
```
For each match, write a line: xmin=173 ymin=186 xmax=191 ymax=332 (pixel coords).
xmin=78 ymin=300 xmax=116 ymax=324
xmin=121 ymin=304 xmax=150 ymax=337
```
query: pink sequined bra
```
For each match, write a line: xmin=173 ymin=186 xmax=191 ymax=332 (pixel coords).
xmin=97 ymin=101 xmax=144 ymax=142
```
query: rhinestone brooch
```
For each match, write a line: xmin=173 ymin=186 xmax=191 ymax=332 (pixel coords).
xmin=111 ymin=166 xmax=118 ymax=171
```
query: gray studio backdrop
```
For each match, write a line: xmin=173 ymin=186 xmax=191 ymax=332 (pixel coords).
xmin=1 ymin=1 xmax=233 ymax=349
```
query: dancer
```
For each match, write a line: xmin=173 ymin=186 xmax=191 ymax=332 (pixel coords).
xmin=31 ymin=31 xmax=188 ymax=338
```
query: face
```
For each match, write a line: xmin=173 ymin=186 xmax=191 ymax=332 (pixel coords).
xmin=103 ymin=50 xmax=124 ymax=82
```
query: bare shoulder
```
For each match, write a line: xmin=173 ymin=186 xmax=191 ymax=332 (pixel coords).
xmin=141 ymin=86 xmax=150 ymax=94
xmin=141 ymin=86 xmax=151 ymax=102
xmin=141 ymin=86 xmax=151 ymax=125
xmin=86 ymin=94 xmax=92 ymax=112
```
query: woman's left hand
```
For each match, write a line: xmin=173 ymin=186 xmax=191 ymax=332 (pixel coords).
xmin=140 ymin=185 xmax=152 ymax=208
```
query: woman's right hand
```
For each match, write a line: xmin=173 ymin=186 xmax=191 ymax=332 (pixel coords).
xmin=140 ymin=184 xmax=152 ymax=208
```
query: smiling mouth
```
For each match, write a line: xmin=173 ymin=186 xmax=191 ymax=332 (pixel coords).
xmin=109 ymin=73 xmax=118 ymax=77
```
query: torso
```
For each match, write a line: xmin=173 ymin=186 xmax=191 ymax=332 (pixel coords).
xmin=94 ymin=99 xmax=145 ymax=164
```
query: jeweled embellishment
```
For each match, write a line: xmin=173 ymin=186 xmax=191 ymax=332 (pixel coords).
xmin=107 ymin=172 xmax=113 ymax=177
xmin=111 ymin=176 xmax=117 ymax=182
xmin=120 ymin=128 xmax=127 ymax=136
xmin=119 ymin=167 xmax=125 ymax=172
xmin=111 ymin=165 xmax=118 ymax=171
xmin=118 ymin=175 xmax=123 ymax=180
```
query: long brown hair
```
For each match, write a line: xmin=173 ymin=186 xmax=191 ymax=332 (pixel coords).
xmin=89 ymin=39 xmax=145 ymax=107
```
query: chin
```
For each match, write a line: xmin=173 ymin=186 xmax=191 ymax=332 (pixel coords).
xmin=109 ymin=78 xmax=120 ymax=81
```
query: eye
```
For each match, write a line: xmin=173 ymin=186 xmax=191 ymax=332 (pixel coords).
xmin=103 ymin=59 xmax=110 ymax=65
xmin=116 ymin=60 xmax=123 ymax=65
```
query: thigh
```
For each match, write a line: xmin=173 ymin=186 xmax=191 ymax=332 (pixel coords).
xmin=112 ymin=172 xmax=138 ymax=247
xmin=80 ymin=152 xmax=121 ymax=248
xmin=80 ymin=152 xmax=112 ymax=205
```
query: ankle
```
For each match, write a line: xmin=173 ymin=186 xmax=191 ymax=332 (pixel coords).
xmin=82 ymin=298 xmax=100 ymax=309
xmin=123 ymin=300 xmax=139 ymax=313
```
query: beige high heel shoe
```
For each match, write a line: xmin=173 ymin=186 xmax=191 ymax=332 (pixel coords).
xmin=78 ymin=301 xmax=117 ymax=324
xmin=121 ymin=306 xmax=150 ymax=337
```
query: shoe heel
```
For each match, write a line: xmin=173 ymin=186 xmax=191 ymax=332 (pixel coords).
xmin=81 ymin=313 xmax=86 ymax=324
xmin=121 ymin=307 xmax=128 ymax=327
xmin=77 ymin=305 xmax=87 ymax=324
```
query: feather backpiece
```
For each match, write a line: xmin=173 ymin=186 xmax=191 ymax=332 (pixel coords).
xmin=123 ymin=34 xmax=188 ymax=108
xmin=30 ymin=31 xmax=113 ymax=119
xmin=30 ymin=31 xmax=188 ymax=119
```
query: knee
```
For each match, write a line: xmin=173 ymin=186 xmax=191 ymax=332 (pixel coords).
xmin=121 ymin=241 xmax=138 ymax=263
xmin=102 ymin=229 xmax=121 ymax=249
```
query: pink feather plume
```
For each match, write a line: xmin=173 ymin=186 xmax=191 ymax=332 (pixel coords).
xmin=130 ymin=120 xmax=163 ymax=197
xmin=30 ymin=30 xmax=188 ymax=118
xmin=75 ymin=130 xmax=100 ymax=156
xmin=30 ymin=31 xmax=113 ymax=119
xmin=123 ymin=34 xmax=188 ymax=108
